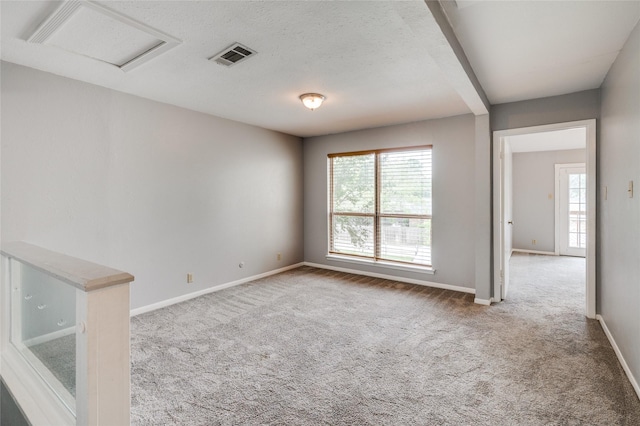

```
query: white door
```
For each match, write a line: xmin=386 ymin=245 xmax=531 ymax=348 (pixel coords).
xmin=557 ymin=164 xmax=586 ymax=257
xmin=502 ymin=144 xmax=513 ymax=299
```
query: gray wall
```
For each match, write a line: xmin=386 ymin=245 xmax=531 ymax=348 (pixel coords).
xmin=599 ymin=21 xmax=640 ymax=390
xmin=1 ymin=62 xmax=304 ymax=310
xmin=491 ymin=89 xmax=600 ymax=131
xmin=303 ymin=115 xmax=477 ymax=290
xmin=474 ymin=114 xmax=492 ymax=301
xmin=512 ymin=149 xmax=585 ymax=252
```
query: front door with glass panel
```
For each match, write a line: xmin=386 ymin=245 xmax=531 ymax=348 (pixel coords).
xmin=558 ymin=164 xmax=586 ymax=257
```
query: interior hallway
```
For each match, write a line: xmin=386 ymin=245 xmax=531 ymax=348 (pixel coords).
xmin=508 ymin=252 xmax=586 ymax=315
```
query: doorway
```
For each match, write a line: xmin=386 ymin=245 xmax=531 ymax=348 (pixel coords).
xmin=493 ymin=119 xmax=596 ymax=318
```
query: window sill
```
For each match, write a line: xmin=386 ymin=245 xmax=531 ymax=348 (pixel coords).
xmin=325 ymin=254 xmax=435 ymax=275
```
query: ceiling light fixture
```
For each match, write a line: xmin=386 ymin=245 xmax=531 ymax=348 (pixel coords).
xmin=299 ymin=93 xmax=325 ymax=110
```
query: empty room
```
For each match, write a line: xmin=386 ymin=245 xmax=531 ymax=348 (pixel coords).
xmin=1 ymin=1 xmax=639 ymax=425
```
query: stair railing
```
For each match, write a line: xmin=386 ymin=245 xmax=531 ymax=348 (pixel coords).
xmin=1 ymin=242 xmax=134 ymax=425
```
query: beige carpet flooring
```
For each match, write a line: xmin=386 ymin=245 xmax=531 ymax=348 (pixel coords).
xmin=28 ymin=333 xmax=75 ymax=397
xmin=130 ymin=253 xmax=640 ymax=425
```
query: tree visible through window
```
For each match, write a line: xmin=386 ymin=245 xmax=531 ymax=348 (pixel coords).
xmin=328 ymin=146 xmax=432 ymax=267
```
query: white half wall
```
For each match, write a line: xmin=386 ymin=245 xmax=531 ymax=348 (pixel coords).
xmin=1 ymin=61 xmax=304 ymax=310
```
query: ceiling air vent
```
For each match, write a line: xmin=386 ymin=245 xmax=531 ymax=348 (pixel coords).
xmin=209 ymin=43 xmax=256 ymax=67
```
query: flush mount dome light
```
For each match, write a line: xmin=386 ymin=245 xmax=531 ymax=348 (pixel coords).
xmin=299 ymin=93 xmax=325 ymax=110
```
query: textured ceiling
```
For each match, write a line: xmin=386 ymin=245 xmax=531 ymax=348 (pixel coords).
xmin=0 ymin=1 xmax=474 ymax=137
xmin=1 ymin=1 xmax=639 ymax=137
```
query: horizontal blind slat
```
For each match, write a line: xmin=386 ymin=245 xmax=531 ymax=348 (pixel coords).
xmin=329 ymin=146 xmax=432 ymax=267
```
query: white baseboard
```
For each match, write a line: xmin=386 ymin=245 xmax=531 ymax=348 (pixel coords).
xmin=596 ymin=315 xmax=640 ymax=400
xmin=303 ymin=262 xmax=475 ymax=295
xmin=130 ymin=262 xmax=305 ymax=317
xmin=474 ymin=298 xmax=492 ymax=306
xmin=132 ymin=260 xmax=476 ymax=317
xmin=512 ymin=249 xmax=557 ymax=256
xmin=22 ymin=326 xmax=75 ymax=347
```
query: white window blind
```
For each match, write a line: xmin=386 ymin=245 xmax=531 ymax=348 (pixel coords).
xmin=328 ymin=146 xmax=432 ymax=267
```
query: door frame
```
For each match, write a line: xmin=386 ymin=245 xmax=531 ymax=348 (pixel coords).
xmin=493 ymin=119 xmax=596 ymax=318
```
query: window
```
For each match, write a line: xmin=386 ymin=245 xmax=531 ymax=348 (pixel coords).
xmin=568 ymin=172 xmax=587 ymax=250
xmin=328 ymin=146 xmax=432 ymax=268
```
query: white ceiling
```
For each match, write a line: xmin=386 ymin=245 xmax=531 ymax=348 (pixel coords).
xmin=1 ymin=1 xmax=639 ymax=137
xmin=443 ymin=0 xmax=640 ymax=105
xmin=508 ymin=128 xmax=586 ymax=153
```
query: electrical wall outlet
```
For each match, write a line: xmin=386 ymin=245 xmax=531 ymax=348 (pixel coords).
xmin=277 ymin=253 xmax=282 ymax=261
xmin=187 ymin=273 xmax=193 ymax=283
xmin=532 ymin=239 xmax=536 ymax=245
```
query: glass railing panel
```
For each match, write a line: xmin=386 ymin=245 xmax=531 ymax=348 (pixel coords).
xmin=9 ymin=258 xmax=76 ymax=416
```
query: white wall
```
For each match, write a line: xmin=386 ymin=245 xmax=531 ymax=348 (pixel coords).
xmin=1 ymin=62 xmax=304 ymax=310
xmin=512 ymin=149 xmax=585 ymax=252
xmin=599 ymin=21 xmax=640 ymax=391
xmin=303 ymin=115 xmax=477 ymax=291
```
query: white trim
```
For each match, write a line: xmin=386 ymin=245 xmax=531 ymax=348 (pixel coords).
xmin=474 ymin=298 xmax=492 ymax=306
xmin=10 ymin=260 xmax=22 ymax=352
xmin=12 ymin=340 xmax=75 ymax=415
xmin=1 ymin=345 xmax=75 ymax=425
xmin=22 ymin=326 xmax=75 ymax=347
xmin=130 ymin=263 xmax=305 ymax=316
xmin=596 ymin=315 xmax=640 ymax=400
xmin=305 ymin=262 xmax=474 ymax=294
xmin=493 ymin=136 xmax=512 ymax=303
xmin=325 ymin=254 xmax=435 ymax=275
xmin=512 ymin=249 xmax=557 ymax=256
xmin=76 ymin=283 xmax=131 ymax=425
xmin=554 ymin=164 xmax=561 ymax=256
xmin=585 ymin=120 xmax=597 ymax=319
